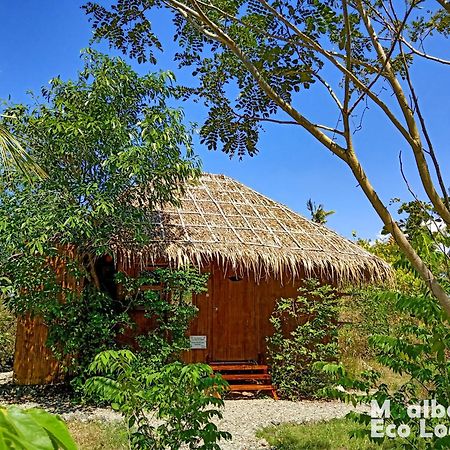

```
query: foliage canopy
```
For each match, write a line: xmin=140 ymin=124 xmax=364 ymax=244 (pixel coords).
xmin=83 ymin=0 xmax=450 ymax=313
xmin=0 ymin=50 xmax=201 ymax=376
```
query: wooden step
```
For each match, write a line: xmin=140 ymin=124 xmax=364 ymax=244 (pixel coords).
xmin=209 ymin=363 xmax=278 ymax=399
xmin=210 ymin=364 xmax=268 ymax=372
xmin=228 ymin=384 xmax=274 ymax=391
xmin=221 ymin=373 xmax=271 ymax=381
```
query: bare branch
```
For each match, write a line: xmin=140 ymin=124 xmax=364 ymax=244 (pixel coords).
xmin=349 ymin=0 xmax=413 ymax=114
xmin=401 ymin=38 xmax=450 ymax=65
xmin=398 ymin=42 xmax=450 ymax=210
xmin=356 ymin=0 xmax=450 ymax=227
xmin=398 ymin=150 xmax=449 ymax=248
xmin=231 ymin=111 xmax=345 ymax=135
xmin=313 ymin=70 xmax=344 ymax=111
xmin=342 ymin=0 xmax=352 ymax=141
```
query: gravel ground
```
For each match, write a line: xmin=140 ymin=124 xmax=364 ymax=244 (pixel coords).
xmin=216 ymin=398 xmax=360 ymax=449
xmin=0 ymin=372 xmax=359 ymax=449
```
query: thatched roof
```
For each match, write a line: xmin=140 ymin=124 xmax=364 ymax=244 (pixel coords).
xmin=117 ymin=173 xmax=391 ymax=284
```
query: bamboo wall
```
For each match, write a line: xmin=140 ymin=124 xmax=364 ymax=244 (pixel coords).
xmin=13 ymin=247 xmax=81 ymax=385
xmin=13 ymin=315 xmax=62 ymax=385
xmin=13 ymin=256 xmax=307 ymax=384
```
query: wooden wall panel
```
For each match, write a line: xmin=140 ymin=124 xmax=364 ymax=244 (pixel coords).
xmin=184 ymin=265 xmax=304 ymax=364
xmin=13 ymin=315 xmax=62 ymax=385
xmin=13 ymin=247 xmax=81 ymax=385
xmin=182 ymin=265 xmax=212 ymax=363
xmin=209 ymin=265 xmax=258 ymax=361
xmin=14 ymin=251 xmax=312 ymax=384
xmin=256 ymin=275 xmax=302 ymax=363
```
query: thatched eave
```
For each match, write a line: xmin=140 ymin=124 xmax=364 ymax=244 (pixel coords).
xmin=114 ymin=173 xmax=392 ymax=285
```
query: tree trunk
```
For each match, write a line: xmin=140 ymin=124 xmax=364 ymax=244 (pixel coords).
xmin=345 ymin=151 xmax=450 ymax=316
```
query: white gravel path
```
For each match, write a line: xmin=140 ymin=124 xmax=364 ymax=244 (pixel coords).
xmin=36 ymin=398 xmax=357 ymax=449
xmin=215 ymin=399 xmax=359 ymax=449
xmin=59 ymin=398 xmax=358 ymax=449
xmin=1 ymin=370 xmax=359 ymax=450
xmin=56 ymin=398 xmax=358 ymax=449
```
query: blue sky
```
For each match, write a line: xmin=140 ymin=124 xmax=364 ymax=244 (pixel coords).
xmin=1 ymin=0 xmax=449 ymax=240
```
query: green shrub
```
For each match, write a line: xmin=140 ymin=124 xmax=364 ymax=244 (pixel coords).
xmin=339 ymin=286 xmax=407 ymax=363
xmin=319 ymin=290 xmax=450 ymax=449
xmin=0 ymin=50 xmax=201 ymax=381
xmin=267 ymin=279 xmax=339 ymax=399
xmin=117 ymin=267 xmax=208 ymax=369
xmin=84 ymin=349 xmax=231 ymax=449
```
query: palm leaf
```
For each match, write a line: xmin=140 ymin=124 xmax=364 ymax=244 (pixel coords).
xmin=0 ymin=124 xmax=47 ymax=179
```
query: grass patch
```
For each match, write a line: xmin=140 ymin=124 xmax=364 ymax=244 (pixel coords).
xmin=67 ymin=420 xmax=128 ymax=450
xmin=341 ymin=356 xmax=409 ymax=392
xmin=257 ymin=417 xmax=403 ymax=449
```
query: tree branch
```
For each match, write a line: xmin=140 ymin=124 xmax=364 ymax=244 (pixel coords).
xmin=398 ymin=150 xmax=450 ymax=252
xmin=170 ymin=0 xmax=349 ymax=158
xmin=342 ymin=0 xmax=352 ymax=139
xmin=401 ymin=38 xmax=450 ymax=65
xmin=344 ymin=149 xmax=450 ymax=316
xmin=357 ymin=0 xmax=450 ymax=227
xmin=254 ymin=0 xmax=417 ymax=150
xmin=436 ymin=0 xmax=450 ymax=14
xmin=348 ymin=0 xmax=412 ymax=114
xmin=398 ymin=42 xmax=450 ymax=210
xmin=232 ymin=111 xmax=345 ymax=135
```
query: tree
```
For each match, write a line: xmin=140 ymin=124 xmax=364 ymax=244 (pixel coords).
xmin=319 ymin=203 xmax=450 ymax=449
xmin=83 ymin=0 xmax=450 ymax=313
xmin=0 ymin=49 xmax=200 ymax=270
xmin=306 ymin=198 xmax=335 ymax=225
xmin=0 ymin=50 xmax=201 ymax=372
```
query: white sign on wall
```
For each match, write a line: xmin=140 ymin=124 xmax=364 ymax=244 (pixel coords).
xmin=190 ymin=335 xmax=207 ymax=349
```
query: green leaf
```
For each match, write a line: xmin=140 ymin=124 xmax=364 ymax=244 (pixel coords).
xmin=27 ymin=409 xmax=77 ymax=450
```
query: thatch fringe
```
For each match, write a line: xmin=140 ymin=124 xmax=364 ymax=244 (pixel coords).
xmin=113 ymin=173 xmax=392 ymax=285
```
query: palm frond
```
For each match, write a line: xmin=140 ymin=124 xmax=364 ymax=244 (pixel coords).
xmin=0 ymin=124 xmax=47 ymax=179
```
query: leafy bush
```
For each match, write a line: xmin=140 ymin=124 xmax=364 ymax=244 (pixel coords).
xmin=4 ymin=261 xmax=207 ymax=384
xmin=319 ymin=290 xmax=450 ymax=449
xmin=46 ymin=285 xmax=132 ymax=377
xmin=0 ymin=301 xmax=16 ymax=371
xmin=339 ymin=286 xmax=406 ymax=363
xmin=0 ymin=406 xmax=76 ymax=449
xmin=314 ymin=200 xmax=450 ymax=448
xmin=341 ymin=205 xmax=435 ymax=365
xmin=84 ymin=350 xmax=231 ymax=449
xmin=117 ymin=267 xmax=209 ymax=369
xmin=267 ymin=279 xmax=339 ymax=399
xmin=0 ymin=50 xmax=200 ymax=380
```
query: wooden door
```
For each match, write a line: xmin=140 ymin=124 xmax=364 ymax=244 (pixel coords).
xmin=210 ymin=269 xmax=259 ymax=361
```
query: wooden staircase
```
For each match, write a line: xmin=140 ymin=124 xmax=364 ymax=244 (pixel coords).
xmin=210 ymin=363 xmax=278 ymax=400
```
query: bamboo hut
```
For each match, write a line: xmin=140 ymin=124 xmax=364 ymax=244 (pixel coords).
xmin=14 ymin=173 xmax=391 ymax=385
